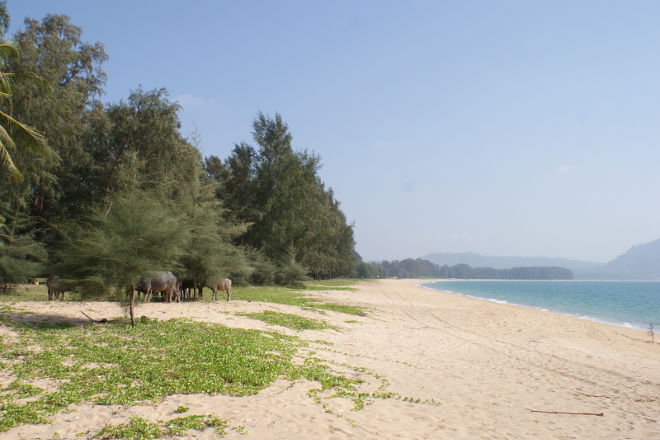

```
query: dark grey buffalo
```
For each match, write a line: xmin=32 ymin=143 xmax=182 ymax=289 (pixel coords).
xmin=138 ymin=271 xmax=179 ymax=303
xmin=180 ymin=279 xmax=200 ymax=300
xmin=47 ymin=275 xmax=66 ymax=301
xmin=206 ymin=278 xmax=232 ymax=301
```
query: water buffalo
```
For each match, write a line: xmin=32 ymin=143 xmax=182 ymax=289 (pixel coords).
xmin=138 ymin=271 xmax=179 ymax=303
xmin=207 ymin=278 xmax=232 ymax=301
xmin=180 ymin=279 xmax=200 ymax=300
xmin=47 ymin=275 xmax=66 ymax=301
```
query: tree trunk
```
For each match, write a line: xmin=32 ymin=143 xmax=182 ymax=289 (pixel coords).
xmin=129 ymin=288 xmax=136 ymax=326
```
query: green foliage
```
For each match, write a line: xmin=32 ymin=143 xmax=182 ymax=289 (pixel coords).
xmin=369 ymin=258 xmax=574 ymax=280
xmin=96 ymin=417 xmax=164 ymax=440
xmin=0 ymin=206 xmax=46 ymax=291
xmin=275 ymin=246 xmax=309 ymax=286
xmin=96 ymin=415 xmax=229 ymax=439
xmin=0 ymin=7 xmax=357 ymax=295
xmin=103 ymin=89 xmax=198 ymax=197
xmin=7 ymin=12 xmax=105 ymax=219
xmin=232 ymin=285 xmax=368 ymax=316
xmin=313 ymin=303 xmax=367 ymax=316
xmin=0 ymin=284 xmax=49 ymax=301
xmin=302 ymin=279 xmax=359 ymax=290
xmin=163 ymin=415 xmax=228 ymax=436
xmin=0 ymin=310 xmax=372 ymax=433
xmin=239 ymin=311 xmax=335 ymax=331
xmin=54 ymin=164 xmax=190 ymax=299
xmin=213 ymin=113 xmax=356 ymax=281
xmin=178 ymin=160 xmax=249 ymax=287
xmin=207 ymin=142 xmax=258 ymax=224
xmin=355 ymin=260 xmax=386 ymax=279
xmin=246 ymin=248 xmax=277 ymax=285
xmin=0 ymin=4 xmax=53 ymax=181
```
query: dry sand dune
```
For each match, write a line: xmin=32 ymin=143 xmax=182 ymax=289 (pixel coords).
xmin=1 ymin=279 xmax=659 ymax=439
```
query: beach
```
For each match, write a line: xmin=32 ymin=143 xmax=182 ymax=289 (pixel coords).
xmin=1 ymin=279 xmax=659 ymax=439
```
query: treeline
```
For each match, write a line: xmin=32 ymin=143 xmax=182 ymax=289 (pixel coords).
xmin=0 ymin=7 xmax=356 ymax=295
xmin=356 ymin=258 xmax=574 ymax=280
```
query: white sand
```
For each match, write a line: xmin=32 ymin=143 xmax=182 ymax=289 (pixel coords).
xmin=1 ymin=279 xmax=659 ymax=439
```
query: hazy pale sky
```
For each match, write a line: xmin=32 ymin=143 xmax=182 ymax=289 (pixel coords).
xmin=11 ymin=1 xmax=660 ymax=263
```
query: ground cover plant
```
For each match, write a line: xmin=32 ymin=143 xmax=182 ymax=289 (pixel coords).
xmin=303 ymin=279 xmax=363 ymax=289
xmin=0 ymin=285 xmax=49 ymax=302
xmin=0 ymin=308 xmax=370 ymax=433
xmin=95 ymin=415 xmax=230 ymax=439
xmin=238 ymin=310 xmax=336 ymax=331
xmin=231 ymin=286 xmax=368 ymax=316
xmin=0 ymin=284 xmax=81 ymax=302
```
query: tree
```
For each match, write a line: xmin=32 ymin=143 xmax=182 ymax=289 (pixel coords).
xmin=0 ymin=2 xmax=51 ymax=181
xmin=4 ymin=11 xmax=106 ymax=235
xmin=212 ymin=113 xmax=357 ymax=281
xmin=178 ymin=159 xmax=250 ymax=292
xmin=0 ymin=199 xmax=46 ymax=292
xmin=54 ymin=154 xmax=190 ymax=325
xmin=206 ymin=142 xmax=259 ymax=225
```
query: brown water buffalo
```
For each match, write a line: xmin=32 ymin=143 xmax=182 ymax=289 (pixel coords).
xmin=207 ymin=278 xmax=232 ymax=301
xmin=138 ymin=271 xmax=179 ymax=303
xmin=47 ymin=275 xmax=66 ymax=301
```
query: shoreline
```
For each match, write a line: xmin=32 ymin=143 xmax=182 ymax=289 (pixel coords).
xmin=420 ymin=279 xmax=656 ymax=333
xmin=1 ymin=279 xmax=659 ymax=439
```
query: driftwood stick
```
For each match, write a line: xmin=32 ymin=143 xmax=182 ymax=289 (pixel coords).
xmin=81 ymin=311 xmax=97 ymax=322
xmin=81 ymin=311 xmax=108 ymax=323
xmin=529 ymin=409 xmax=603 ymax=416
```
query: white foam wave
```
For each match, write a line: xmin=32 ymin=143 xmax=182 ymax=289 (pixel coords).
xmin=422 ymin=282 xmax=648 ymax=332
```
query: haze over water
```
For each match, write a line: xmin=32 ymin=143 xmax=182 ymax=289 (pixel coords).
xmin=424 ymin=280 xmax=660 ymax=331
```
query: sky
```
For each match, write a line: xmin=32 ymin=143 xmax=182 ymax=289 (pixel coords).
xmin=10 ymin=0 xmax=660 ymax=263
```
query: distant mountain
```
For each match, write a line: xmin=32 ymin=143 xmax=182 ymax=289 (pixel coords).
xmin=423 ymin=252 xmax=601 ymax=273
xmin=425 ymin=238 xmax=660 ymax=280
xmin=580 ymin=238 xmax=660 ymax=280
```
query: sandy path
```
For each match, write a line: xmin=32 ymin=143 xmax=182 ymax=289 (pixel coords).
xmin=1 ymin=279 xmax=658 ymax=439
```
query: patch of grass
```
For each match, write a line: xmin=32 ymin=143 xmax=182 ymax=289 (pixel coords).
xmin=239 ymin=311 xmax=335 ymax=331
xmin=95 ymin=417 xmax=164 ymax=439
xmin=304 ymin=279 xmax=365 ymax=287
xmin=0 ymin=284 xmax=84 ymax=302
xmin=0 ymin=309 xmax=366 ymax=432
xmin=173 ymin=405 xmax=188 ymax=414
xmin=315 ymin=303 xmax=367 ymax=316
xmin=0 ymin=285 xmax=49 ymax=302
xmin=299 ymin=284 xmax=357 ymax=292
xmin=164 ymin=414 xmax=228 ymax=436
xmin=4 ymin=381 xmax=44 ymax=398
xmin=232 ymin=286 xmax=368 ymax=316
xmin=311 ymin=339 xmax=333 ymax=346
xmin=232 ymin=286 xmax=316 ymax=306
xmin=95 ymin=415 xmax=229 ymax=439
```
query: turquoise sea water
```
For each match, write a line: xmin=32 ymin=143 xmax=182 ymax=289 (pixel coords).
xmin=423 ymin=280 xmax=660 ymax=331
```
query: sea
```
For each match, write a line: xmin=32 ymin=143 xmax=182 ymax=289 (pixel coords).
xmin=422 ymin=280 xmax=660 ymax=331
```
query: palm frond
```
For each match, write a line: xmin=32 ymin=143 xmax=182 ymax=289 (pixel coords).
xmin=12 ymin=72 xmax=52 ymax=91
xmin=0 ymin=71 xmax=13 ymax=97
xmin=0 ymin=137 xmax=21 ymax=181
xmin=0 ymin=110 xmax=49 ymax=157
xmin=0 ymin=122 xmax=15 ymax=149
xmin=0 ymin=40 xmax=18 ymax=60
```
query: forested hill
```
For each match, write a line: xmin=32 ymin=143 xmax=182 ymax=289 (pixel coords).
xmin=424 ymin=252 xmax=600 ymax=273
xmin=602 ymin=238 xmax=660 ymax=279
xmin=0 ymin=9 xmax=356 ymax=293
xmin=576 ymin=238 xmax=660 ymax=280
xmin=356 ymin=259 xmax=573 ymax=280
